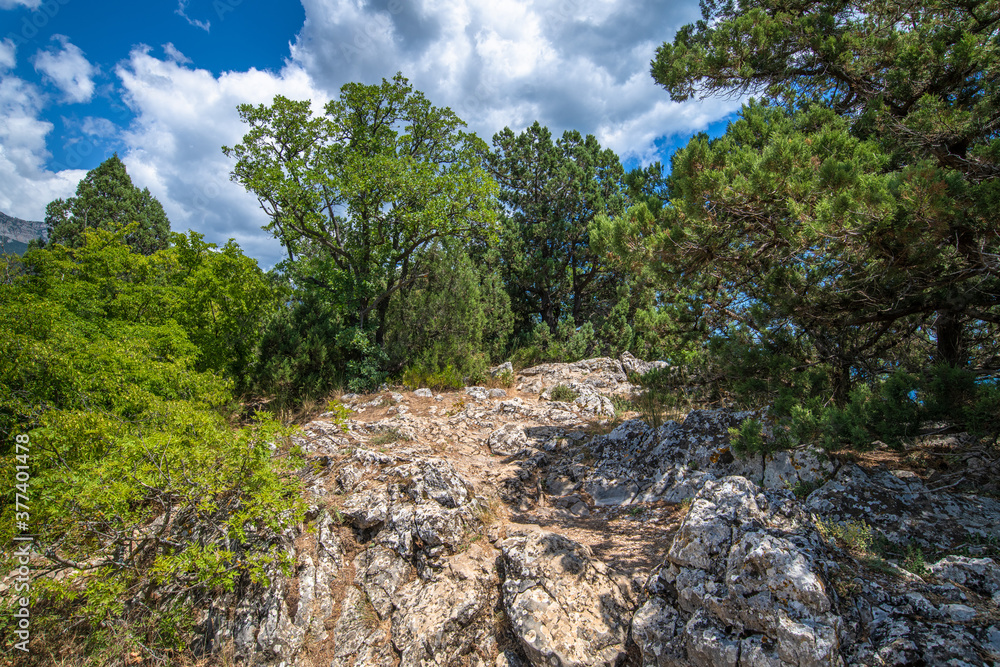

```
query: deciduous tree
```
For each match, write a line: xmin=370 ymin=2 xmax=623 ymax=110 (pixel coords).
xmin=223 ymin=74 xmax=497 ymax=347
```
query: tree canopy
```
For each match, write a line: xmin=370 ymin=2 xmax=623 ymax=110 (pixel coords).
xmin=223 ymin=73 xmax=498 ymax=346
xmin=643 ymin=0 xmax=1000 ymax=376
xmin=44 ymin=154 xmax=171 ymax=255
xmin=488 ymin=121 xmax=627 ymax=333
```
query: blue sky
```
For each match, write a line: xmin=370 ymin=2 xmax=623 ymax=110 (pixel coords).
xmin=0 ymin=0 xmax=743 ymax=267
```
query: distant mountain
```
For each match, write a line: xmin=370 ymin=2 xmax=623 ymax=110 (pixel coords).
xmin=0 ymin=238 xmax=30 ymax=255
xmin=0 ymin=211 xmax=46 ymax=256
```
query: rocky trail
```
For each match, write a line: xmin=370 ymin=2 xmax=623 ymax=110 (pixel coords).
xmin=198 ymin=354 xmax=1000 ymax=666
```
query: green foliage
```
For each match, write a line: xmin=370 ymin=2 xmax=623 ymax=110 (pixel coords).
xmin=224 ymin=73 xmax=497 ymax=347
xmin=645 ymin=0 xmax=1000 ymax=382
xmin=387 ymin=243 xmax=511 ymax=381
xmin=401 ymin=363 xmax=465 ymax=391
xmin=510 ymin=317 xmax=597 ymax=368
xmin=789 ymin=478 xmax=823 ymax=500
xmin=729 ymin=418 xmax=773 ymax=458
xmin=903 ymin=545 xmax=929 ymax=577
xmin=248 ymin=283 xmax=388 ymax=401
xmin=634 ymin=390 xmax=667 ymax=431
xmin=44 ymin=154 xmax=171 ymax=255
xmin=489 ymin=121 xmax=628 ymax=336
xmin=817 ymin=518 xmax=876 ymax=555
xmin=324 ymin=401 xmax=352 ymax=432
xmin=0 ymin=230 xmax=302 ymax=660
xmin=498 ymin=369 xmax=515 ymax=388
xmin=728 ymin=363 xmax=1000 ymax=454
xmin=549 ymin=385 xmax=579 ymax=402
xmin=168 ymin=231 xmax=281 ymax=385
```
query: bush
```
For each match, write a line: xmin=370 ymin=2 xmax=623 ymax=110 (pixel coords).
xmin=729 ymin=417 xmax=776 ymax=457
xmin=550 ymin=385 xmax=579 ymax=402
xmin=401 ymin=362 xmax=465 ymax=391
xmin=387 ymin=244 xmax=512 ymax=380
xmin=737 ymin=365 xmax=1000 ymax=454
xmin=0 ymin=237 xmax=304 ymax=661
xmin=510 ymin=317 xmax=597 ymax=367
xmin=631 ymin=366 xmax=695 ymax=430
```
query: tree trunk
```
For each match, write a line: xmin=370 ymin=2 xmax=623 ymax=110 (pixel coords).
xmin=936 ymin=310 xmax=965 ymax=367
xmin=375 ymin=297 xmax=391 ymax=346
xmin=540 ymin=292 xmax=558 ymax=333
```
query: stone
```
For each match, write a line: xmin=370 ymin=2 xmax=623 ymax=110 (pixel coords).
xmin=486 ymin=423 xmax=529 ymax=456
xmin=414 ymin=388 xmax=433 ymax=398
xmin=466 ymin=386 xmax=490 ymax=401
xmin=182 ymin=354 xmax=1000 ymax=667
xmin=491 ymin=361 xmax=514 ymax=377
xmin=500 ymin=529 xmax=636 ymax=667
xmin=391 ymin=543 xmax=499 ymax=667
xmin=929 ymin=556 xmax=1000 ymax=604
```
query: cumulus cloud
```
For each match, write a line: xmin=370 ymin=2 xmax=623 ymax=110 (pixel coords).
xmin=32 ymin=34 xmax=96 ymax=104
xmin=0 ymin=0 xmax=41 ymax=8
xmin=0 ymin=38 xmax=15 ymax=70
xmin=162 ymin=42 xmax=192 ymax=64
xmin=1 ymin=0 xmax=745 ymax=262
xmin=79 ymin=115 xmax=119 ymax=138
xmin=0 ymin=71 xmax=84 ymax=218
xmin=289 ymin=0 xmax=742 ymax=162
xmin=112 ymin=0 xmax=743 ymax=265
xmin=115 ymin=47 xmax=327 ymax=266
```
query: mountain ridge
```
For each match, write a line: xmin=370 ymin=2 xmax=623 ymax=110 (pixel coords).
xmin=0 ymin=211 xmax=47 ymax=256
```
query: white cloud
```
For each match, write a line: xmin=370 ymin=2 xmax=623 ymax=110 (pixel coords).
xmin=0 ymin=0 xmax=41 ymax=8
xmin=0 ymin=72 xmax=84 ymax=218
xmin=115 ymin=47 xmax=327 ymax=266
xmin=79 ymin=116 xmax=119 ymax=138
xmin=0 ymin=38 xmax=16 ymax=71
xmin=0 ymin=0 xmax=745 ymax=262
xmin=111 ymin=0 xmax=744 ymax=266
xmin=32 ymin=35 xmax=96 ymax=104
xmin=175 ymin=0 xmax=210 ymax=32
xmin=289 ymin=0 xmax=740 ymax=163
xmin=162 ymin=42 xmax=192 ymax=64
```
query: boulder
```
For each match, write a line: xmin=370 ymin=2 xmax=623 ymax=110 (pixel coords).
xmin=500 ymin=529 xmax=636 ymax=667
xmin=487 ymin=423 xmax=529 ymax=456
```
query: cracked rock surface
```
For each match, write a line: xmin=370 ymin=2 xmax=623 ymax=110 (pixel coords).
xmin=176 ymin=354 xmax=1000 ymax=667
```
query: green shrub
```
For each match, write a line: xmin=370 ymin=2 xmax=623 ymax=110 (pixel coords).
xmin=401 ymin=362 xmax=465 ymax=391
xmin=771 ymin=366 xmax=1000 ymax=452
xmin=0 ymin=234 xmax=304 ymax=661
xmin=631 ymin=366 xmax=693 ymax=430
xmin=903 ymin=545 xmax=928 ymax=576
xmin=387 ymin=244 xmax=512 ymax=380
xmin=510 ymin=317 xmax=597 ymax=367
xmin=550 ymin=385 xmax=579 ymax=402
xmin=729 ymin=417 xmax=776 ymax=457
xmin=325 ymin=401 xmax=353 ymax=431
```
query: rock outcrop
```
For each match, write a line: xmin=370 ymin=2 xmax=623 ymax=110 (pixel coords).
xmin=186 ymin=354 xmax=1000 ymax=667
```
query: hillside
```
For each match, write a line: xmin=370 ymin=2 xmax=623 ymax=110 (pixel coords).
xmin=174 ymin=355 xmax=1000 ymax=667
xmin=0 ymin=211 xmax=46 ymax=255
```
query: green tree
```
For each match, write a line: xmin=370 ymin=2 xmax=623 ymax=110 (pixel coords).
xmin=223 ymin=73 xmax=498 ymax=349
xmin=386 ymin=242 xmax=513 ymax=378
xmin=488 ymin=122 xmax=627 ymax=335
xmin=44 ymin=154 xmax=171 ymax=254
xmin=0 ymin=230 xmax=302 ymax=660
xmin=169 ymin=231 xmax=282 ymax=386
xmin=650 ymin=0 xmax=1000 ymax=370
